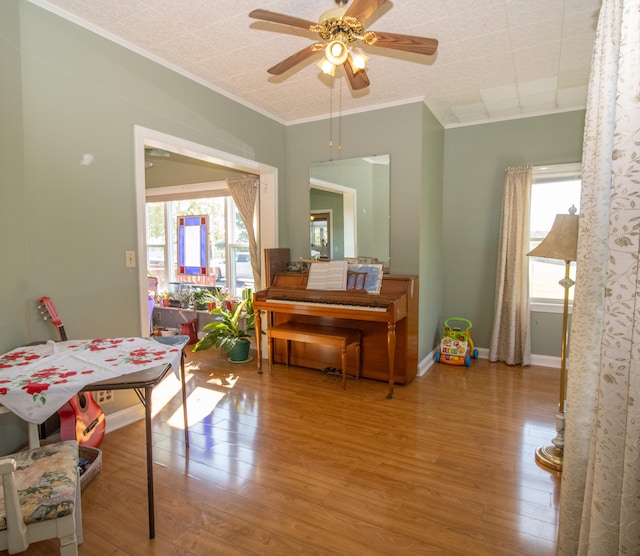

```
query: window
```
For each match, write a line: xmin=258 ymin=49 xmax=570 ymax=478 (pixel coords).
xmin=225 ymin=199 xmax=252 ymax=291
xmin=146 ymin=202 xmax=168 ymax=290
xmin=529 ymin=163 xmax=581 ymax=309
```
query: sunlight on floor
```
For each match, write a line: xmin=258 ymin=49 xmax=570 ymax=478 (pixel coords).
xmin=151 ymin=361 xmax=240 ymax=428
xmin=206 ymin=373 xmax=239 ymax=389
xmin=167 ymin=386 xmax=226 ymax=428
xmin=151 ymin=371 xmax=190 ymax=419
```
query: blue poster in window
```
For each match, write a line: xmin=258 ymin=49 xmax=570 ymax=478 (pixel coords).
xmin=177 ymin=215 xmax=209 ymax=275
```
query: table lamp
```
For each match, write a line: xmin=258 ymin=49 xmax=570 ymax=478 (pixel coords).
xmin=526 ymin=206 xmax=579 ymax=471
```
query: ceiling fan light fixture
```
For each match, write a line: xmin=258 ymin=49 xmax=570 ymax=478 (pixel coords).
xmin=325 ymin=40 xmax=349 ymax=65
xmin=317 ymin=56 xmax=336 ymax=76
xmin=348 ymin=48 xmax=368 ymax=72
xmin=249 ymin=3 xmax=439 ymax=91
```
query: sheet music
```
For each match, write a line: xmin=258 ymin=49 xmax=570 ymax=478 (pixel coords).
xmin=306 ymin=260 xmax=348 ymax=290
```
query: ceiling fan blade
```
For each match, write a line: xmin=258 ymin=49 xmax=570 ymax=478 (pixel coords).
xmin=368 ymin=31 xmax=438 ymax=55
xmin=344 ymin=0 xmax=388 ymax=24
xmin=267 ymin=45 xmax=319 ymax=75
xmin=343 ymin=64 xmax=370 ymax=91
xmin=249 ymin=9 xmax=316 ymax=32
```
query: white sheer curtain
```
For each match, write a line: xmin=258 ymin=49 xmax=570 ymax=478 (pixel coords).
xmin=227 ymin=175 xmax=261 ymax=289
xmin=558 ymin=0 xmax=640 ymax=554
xmin=489 ymin=165 xmax=532 ymax=366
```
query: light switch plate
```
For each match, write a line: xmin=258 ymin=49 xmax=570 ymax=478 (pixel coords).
xmin=125 ymin=250 xmax=136 ymax=268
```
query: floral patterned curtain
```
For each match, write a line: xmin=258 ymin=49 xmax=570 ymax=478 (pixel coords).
xmin=227 ymin=175 xmax=260 ymax=290
xmin=489 ymin=165 xmax=532 ymax=366
xmin=558 ymin=0 xmax=640 ymax=553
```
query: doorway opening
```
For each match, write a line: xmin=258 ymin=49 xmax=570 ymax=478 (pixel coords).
xmin=134 ymin=126 xmax=278 ymax=336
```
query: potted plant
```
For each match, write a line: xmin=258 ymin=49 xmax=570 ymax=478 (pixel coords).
xmin=160 ymin=291 xmax=171 ymax=307
xmin=241 ymin=287 xmax=255 ymax=331
xmin=192 ymin=296 xmax=254 ymax=362
xmin=190 ymin=289 xmax=215 ymax=311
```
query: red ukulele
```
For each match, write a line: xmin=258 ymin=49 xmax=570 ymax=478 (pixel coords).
xmin=38 ymin=296 xmax=106 ymax=448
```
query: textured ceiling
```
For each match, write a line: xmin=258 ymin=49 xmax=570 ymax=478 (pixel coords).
xmin=31 ymin=0 xmax=601 ymax=128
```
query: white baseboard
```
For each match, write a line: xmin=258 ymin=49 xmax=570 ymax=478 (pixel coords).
xmin=417 ymin=348 xmax=439 ymax=376
xmin=417 ymin=347 xmax=561 ymax=376
xmin=530 ymin=354 xmax=561 ymax=368
xmin=104 ymin=404 xmax=145 ymax=435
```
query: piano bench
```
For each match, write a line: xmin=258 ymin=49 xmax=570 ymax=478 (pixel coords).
xmin=267 ymin=323 xmax=361 ymax=389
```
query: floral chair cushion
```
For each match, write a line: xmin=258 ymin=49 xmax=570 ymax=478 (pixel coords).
xmin=0 ymin=440 xmax=78 ymax=530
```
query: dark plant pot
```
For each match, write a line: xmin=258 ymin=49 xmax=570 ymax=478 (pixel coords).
xmin=228 ymin=339 xmax=250 ymax=362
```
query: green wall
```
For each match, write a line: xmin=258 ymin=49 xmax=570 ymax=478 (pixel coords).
xmin=442 ymin=111 xmax=585 ymax=353
xmin=1 ymin=1 xmax=28 ymax=352
xmin=285 ymin=103 xmax=445 ymax=361
xmin=0 ymin=1 xmax=30 ymax=452
xmin=421 ymin=106 xmax=446 ymax=351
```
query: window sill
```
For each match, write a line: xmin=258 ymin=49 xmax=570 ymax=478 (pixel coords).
xmin=530 ymin=302 xmax=573 ymax=314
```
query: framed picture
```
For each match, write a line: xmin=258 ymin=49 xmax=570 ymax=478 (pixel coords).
xmin=347 ymin=263 xmax=383 ymax=294
xmin=177 ymin=215 xmax=208 ymax=276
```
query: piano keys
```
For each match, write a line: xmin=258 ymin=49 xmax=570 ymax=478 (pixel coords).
xmin=253 ymin=272 xmax=418 ymax=397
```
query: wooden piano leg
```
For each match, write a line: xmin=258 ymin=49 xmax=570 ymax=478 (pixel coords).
xmin=341 ymin=345 xmax=347 ymax=389
xmin=255 ymin=310 xmax=263 ymax=374
xmin=387 ymin=323 xmax=397 ymax=399
xmin=285 ymin=339 xmax=290 ymax=366
xmin=268 ymin=334 xmax=274 ymax=374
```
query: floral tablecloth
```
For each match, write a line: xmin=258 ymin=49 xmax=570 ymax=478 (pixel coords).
xmin=0 ymin=337 xmax=183 ymax=424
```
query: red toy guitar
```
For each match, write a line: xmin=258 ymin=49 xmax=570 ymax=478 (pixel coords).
xmin=38 ymin=296 xmax=106 ymax=447
xmin=58 ymin=392 xmax=106 ymax=448
xmin=38 ymin=296 xmax=68 ymax=342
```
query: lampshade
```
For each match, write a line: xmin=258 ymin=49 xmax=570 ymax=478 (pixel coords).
xmin=317 ymin=56 xmax=336 ymax=76
xmin=325 ymin=40 xmax=349 ymax=65
xmin=348 ymin=48 xmax=368 ymax=72
xmin=527 ymin=213 xmax=579 ymax=262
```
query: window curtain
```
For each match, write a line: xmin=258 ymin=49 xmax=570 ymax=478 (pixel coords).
xmin=558 ymin=0 xmax=640 ymax=554
xmin=489 ymin=165 xmax=532 ymax=366
xmin=226 ymin=175 xmax=261 ymax=290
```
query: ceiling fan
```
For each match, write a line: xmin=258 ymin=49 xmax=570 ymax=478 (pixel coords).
xmin=249 ymin=0 xmax=438 ymax=91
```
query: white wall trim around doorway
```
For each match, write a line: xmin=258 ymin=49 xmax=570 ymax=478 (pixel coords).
xmin=133 ymin=125 xmax=279 ymax=337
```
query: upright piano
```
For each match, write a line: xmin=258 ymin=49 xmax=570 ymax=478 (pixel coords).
xmin=253 ymin=272 xmax=418 ymax=397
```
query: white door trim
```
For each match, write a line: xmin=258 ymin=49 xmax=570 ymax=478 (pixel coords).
xmin=133 ymin=125 xmax=279 ymax=336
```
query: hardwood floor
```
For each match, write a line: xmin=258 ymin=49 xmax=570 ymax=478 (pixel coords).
xmin=11 ymin=348 xmax=561 ymax=555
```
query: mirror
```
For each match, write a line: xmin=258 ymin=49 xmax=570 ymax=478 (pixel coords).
xmin=309 ymin=155 xmax=390 ymax=264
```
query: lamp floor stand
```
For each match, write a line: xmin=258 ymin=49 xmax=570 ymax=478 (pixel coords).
xmin=527 ymin=211 xmax=578 ymax=474
xmin=535 ymin=410 xmax=565 ymax=471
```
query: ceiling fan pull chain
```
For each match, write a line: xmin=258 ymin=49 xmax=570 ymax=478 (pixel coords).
xmin=338 ymin=78 xmax=343 ymax=152
xmin=329 ymin=84 xmax=334 ymax=151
